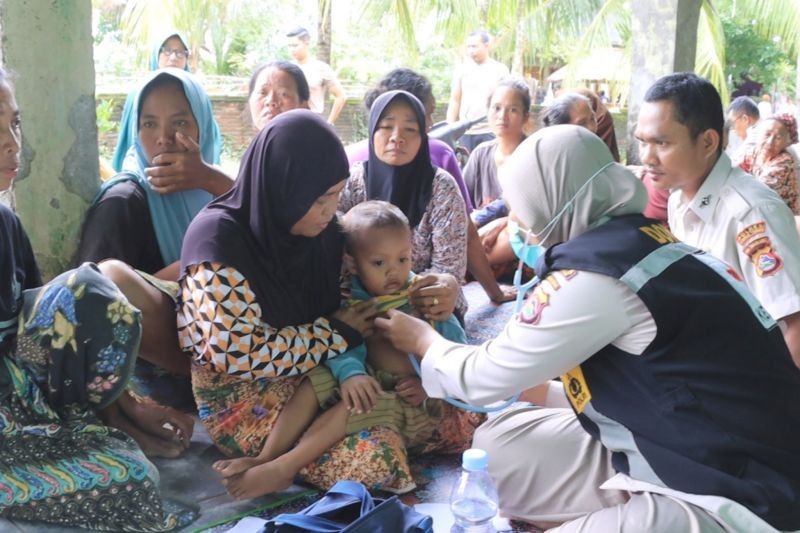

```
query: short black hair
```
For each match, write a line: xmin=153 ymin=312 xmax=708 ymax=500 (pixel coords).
xmin=496 ymin=78 xmax=531 ymax=113
xmin=340 ymin=200 xmax=410 ymax=254
xmin=469 ymin=30 xmax=490 ymax=44
xmin=644 ymin=72 xmax=724 ymax=154
xmin=286 ymin=26 xmax=311 ymax=42
xmin=364 ymin=68 xmax=433 ymax=112
xmin=541 ymin=93 xmax=590 ymax=128
xmin=248 ymin=60 xmax=310 ymax=103
xmin=727 ymin=96 xmax=760 ymax=121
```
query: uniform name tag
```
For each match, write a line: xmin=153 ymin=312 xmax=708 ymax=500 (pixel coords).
xmin=560 ymin=365 xmax=592 ymax=413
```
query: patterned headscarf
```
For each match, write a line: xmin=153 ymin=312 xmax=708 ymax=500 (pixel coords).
xmin=772 ymin=113 xmax=798 ymax=145
xmin=15 ymin=264 xmax=141 ymax=414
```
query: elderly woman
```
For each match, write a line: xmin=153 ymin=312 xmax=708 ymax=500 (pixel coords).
xmin=339 ymin=90 xmax=468 ymax=319
xmin=739 ymin=112 xmax=800 ymax=214
xmin=0 ymin=67 xmax=194 ymax=532
xmin=574 ymin=88 xmax=620 ymax=161
xmin=376 ymin=125 xmax=800 ymax=532
xmin=541 ymin=92 xmax=598 ymax=133
xmin=247 ymin=60 xmax=310 ymax=131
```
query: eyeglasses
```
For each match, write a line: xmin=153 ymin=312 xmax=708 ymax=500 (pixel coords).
xmin=160 ymin=47 xmax=189 ymax=59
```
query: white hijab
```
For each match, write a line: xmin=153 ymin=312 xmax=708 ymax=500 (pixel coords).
xmin=499 ymin=124 xmax=648 ymax=247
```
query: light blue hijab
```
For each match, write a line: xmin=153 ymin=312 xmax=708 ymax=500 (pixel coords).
xmin=111 ymin=31 xmax=210 ymax=171
xmin=97 ymin=68 xmax=219 ymax=265
xmin=149 ymin=31 xmax=191 ymax=71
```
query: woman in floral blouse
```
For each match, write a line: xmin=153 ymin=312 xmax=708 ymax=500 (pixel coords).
xmin=739 ymin=112 xmax=800 ymax=214
xmin=339 ymin=90 xmax=468 ymax=319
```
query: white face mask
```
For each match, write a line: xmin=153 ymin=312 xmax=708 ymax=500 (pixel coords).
xmin=512 ymin=161 xmax=614 ymax=313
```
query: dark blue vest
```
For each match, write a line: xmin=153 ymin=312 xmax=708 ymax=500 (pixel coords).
xmin=536 ymin=214 xmax=800 ymax=530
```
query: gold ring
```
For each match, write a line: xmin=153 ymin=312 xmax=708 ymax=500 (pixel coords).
xmin=433 ymin=297 xmax=439 ymax=306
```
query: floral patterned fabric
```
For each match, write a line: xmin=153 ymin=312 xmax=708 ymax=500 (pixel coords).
xmin=0 ymin=264 xmax=193 ymax=531
xmin=739 ymin=148 xmax=800 ymax=214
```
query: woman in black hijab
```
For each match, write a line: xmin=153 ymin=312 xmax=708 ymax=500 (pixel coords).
xmin=339 ymin=90 xmax=468 ymax=320
xmin=179 ymin=110 xmax=426 ymax=494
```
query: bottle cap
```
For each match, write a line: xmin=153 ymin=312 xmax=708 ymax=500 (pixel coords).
xmin=462 ymin=448 xmax=488 ymax=471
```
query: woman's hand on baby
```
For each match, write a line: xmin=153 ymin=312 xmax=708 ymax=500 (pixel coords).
xmin=408 ymin=273 xmax=458 ymax=321
xmin=395 ymin=377 xmax=427 ymax=407
xmin=332 ymin=300 xmax=379 ymax=338
xmin=341 ymin=375 xmax=383 ymax=414
xmin=375 ymin=309 xmax=439 ymax=356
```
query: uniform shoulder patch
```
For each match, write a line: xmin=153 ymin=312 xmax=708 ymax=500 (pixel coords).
xmin=519 ymin=270 xmax=577 ymax=325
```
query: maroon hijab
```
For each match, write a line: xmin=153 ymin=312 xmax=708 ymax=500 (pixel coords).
xmin=180 ymin=110 xmax=349 ymax=327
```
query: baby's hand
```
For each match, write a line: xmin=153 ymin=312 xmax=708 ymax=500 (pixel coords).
xmin=341 ymin=375 xmax=383 ymax=414
xmin=395 ymin=376 xmax=427 ymax=407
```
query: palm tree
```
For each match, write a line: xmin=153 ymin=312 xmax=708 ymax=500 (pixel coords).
xmin=726 ymin=0 xmax=800 ymax=98
xmin=364 ymin=0 xmax=800 ymax=104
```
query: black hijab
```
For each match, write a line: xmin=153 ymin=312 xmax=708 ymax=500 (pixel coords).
xmin=180 ymin=110 xmax=349 ymax=328
xmin=0 ymin=204 xmax=41 ymax=354
xmin=366 ymin=90 xmax=435 ymax=228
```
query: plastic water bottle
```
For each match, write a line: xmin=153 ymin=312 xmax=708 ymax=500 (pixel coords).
xmin=450 ymin=448 xmax=499 ymax=532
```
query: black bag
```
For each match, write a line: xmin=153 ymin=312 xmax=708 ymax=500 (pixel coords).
xmin=259 ymin=480 xmax=433 ymax=532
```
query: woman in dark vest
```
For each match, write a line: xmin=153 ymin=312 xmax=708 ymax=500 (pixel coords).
xmin=376 ymin=125 xmax=800 ymax=532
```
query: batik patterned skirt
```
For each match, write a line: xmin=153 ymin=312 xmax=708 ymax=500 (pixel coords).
xmin=0 ymin=264 xmax=194 ymax=531
xmin=192 ymin=363 xmax=484 ymax=495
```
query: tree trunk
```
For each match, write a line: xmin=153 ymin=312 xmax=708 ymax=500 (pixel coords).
xmin=510 ymin=0 xmax=526 ymax=76
xmin=795 ymin=50 xmax=800 ymax=103
xmin=317 ymin=0 xmax=332 ymax=64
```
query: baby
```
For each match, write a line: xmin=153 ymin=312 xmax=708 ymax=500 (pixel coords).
xmin=213 ymin=200 xmax=467 ymax=499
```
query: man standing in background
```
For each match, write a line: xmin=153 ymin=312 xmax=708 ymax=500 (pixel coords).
xmin=286 ymin=26 xmax=346 ymax=125
xmin=447 ymin=30 xmax=510 ymax=153
xmin=725 ymin=96 xmax=760 ymax=162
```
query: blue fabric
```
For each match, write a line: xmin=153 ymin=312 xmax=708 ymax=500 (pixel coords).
xmin=471 ymin=197 xmax=508 ymax=227
xmin=261 ymin=480 xmax=433 ymax=533
xmin=100 ymin=69 xmax=221 ymax=265
xmin=326 ymin=273 xmax=466 ymax=383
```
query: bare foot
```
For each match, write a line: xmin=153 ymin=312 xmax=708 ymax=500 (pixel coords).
xmin=222 ymin=460 xmax=295 ymax=500
xmin=213 ymin=456 xmax=263 ymax=478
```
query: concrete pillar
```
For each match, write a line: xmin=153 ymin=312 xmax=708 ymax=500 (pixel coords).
xmin=626 ymin=0 xmax=701 ymax=163
xmin=0 ymin=0 xmax=98 ymax=278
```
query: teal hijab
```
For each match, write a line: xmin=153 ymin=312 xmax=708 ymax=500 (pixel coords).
xmin=111 ymin=31 xmax=215 ymax=171
xmin=98 ymin=69 xmax=219 ymax=265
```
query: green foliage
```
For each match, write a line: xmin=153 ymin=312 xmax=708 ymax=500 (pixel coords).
xmin=721 ymin=13 xmax=794 ymax=93
xmin=95 ymin=99 xmax=117 ymax=137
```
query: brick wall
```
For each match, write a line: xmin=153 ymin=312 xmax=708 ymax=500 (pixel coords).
xmin=97 ymin=94 xmax=629 ymax=162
